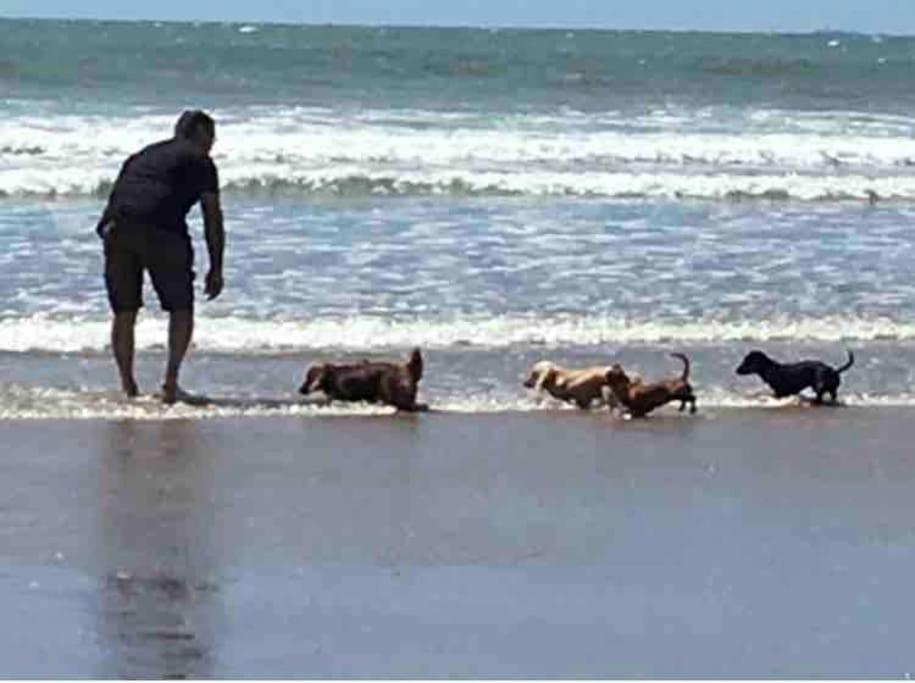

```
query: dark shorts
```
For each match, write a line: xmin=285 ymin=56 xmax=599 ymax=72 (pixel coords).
xmin=104 ymin=223 xmax=195 ymax=312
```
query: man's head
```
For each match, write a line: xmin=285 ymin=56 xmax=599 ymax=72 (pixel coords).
xmin=174 ymin=110 xmax=215 ymax=154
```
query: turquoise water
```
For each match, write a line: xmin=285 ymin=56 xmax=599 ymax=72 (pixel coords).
xmin=4 ymin=20 xmax=915 ymax=112
xmin=2 ymin=19 xmax=915 ymax=416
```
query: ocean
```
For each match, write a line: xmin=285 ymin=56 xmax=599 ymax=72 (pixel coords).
xmin=7 ymin=19 xmax=915 ymax=679
xmin=3 ymin=18 xmax=915 ymax=417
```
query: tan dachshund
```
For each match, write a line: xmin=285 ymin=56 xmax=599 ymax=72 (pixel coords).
xmin=523 ymin=360 xmax=617 ymax=410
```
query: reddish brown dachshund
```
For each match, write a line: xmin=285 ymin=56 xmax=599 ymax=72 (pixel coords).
xmin=299 ymin=348 xmax=427 ymax=412
xmin=605 ymin=353 xmax=697 ymax=418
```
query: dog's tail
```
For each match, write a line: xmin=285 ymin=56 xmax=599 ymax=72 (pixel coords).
xmin=670 ymin=353 xmax=690 ymax=381
xmin=407 ymin=347 xmax=423 ymax=383
xmin=837 ymin=349 xmax=855 ymax=374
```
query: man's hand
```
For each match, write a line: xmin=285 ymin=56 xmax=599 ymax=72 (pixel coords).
xmin=200 ymin=192 xmax=225 ymax=302
xmin=204 ymin=269 xmax=223 ymax=300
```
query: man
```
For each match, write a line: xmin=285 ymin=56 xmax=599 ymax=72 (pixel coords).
xmin=97 ymin=110 xmax=225 ymax=404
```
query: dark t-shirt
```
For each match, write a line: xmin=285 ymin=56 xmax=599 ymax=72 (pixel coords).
xmin=99 ymin=137 xmax=219 ymax=235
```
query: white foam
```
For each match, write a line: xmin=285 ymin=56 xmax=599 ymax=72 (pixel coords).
xmin=2 ymin=384 xmax=914 ymax=421
xmin=1 ymin=313 xmax=914 ymax=353
xmin=3 ymin=107 xmax=915 ymax=199
xmin=218 ymin=167 xmax=915 ymax=201
xmin=0 ymin=386 xmax=394 ymax=421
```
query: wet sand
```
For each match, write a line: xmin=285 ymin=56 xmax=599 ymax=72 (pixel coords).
xmin=2 ymin=408 xmax=915 ymax=677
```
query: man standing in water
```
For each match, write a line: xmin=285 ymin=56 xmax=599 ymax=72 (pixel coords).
xmin=97 ymin=110 xmax=225 ymax=404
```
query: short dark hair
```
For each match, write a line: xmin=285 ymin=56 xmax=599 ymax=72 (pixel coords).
xmin=174 ymin=109 xmax=215 ymax=139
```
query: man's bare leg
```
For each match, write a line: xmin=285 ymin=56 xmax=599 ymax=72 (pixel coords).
xmin=112 ymin=311 xmax=139 ymax=398
xmin=162 ymin=309 xmax=193 ymax=404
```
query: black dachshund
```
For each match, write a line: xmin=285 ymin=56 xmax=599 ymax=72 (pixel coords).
xmin=736 ymin=349 xmax=854 ymax=404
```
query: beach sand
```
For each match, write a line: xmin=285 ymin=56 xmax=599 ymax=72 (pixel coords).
xmin=1 ymin=408 xmax=914 ymax=677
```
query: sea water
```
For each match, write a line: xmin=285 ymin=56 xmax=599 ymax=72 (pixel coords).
xmin=2 ymin=19 xmax=915 ymax=417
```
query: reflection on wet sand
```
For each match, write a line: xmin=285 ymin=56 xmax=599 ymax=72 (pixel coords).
xmin=102 ymin=571 xmax=210 ymax=679
xmin=5 ymin=411 xmax=914 ymax=676
xmin=93 ymin=420 xmax=221 ymax=679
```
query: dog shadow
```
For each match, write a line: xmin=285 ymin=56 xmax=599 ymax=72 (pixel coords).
xmin=169 ymin=394 xmax=434 ymax=414
xmin=156 ymin=393 xmax=328 ymax=409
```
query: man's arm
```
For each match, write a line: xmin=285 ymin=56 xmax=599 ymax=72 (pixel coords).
xmin=201 ymin=191 xmax=225 ymax=300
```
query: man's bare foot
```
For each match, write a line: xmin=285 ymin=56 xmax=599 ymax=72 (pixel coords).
xmin=161 ymin=384 xmax=210 ymax=406
xmin=122 ymin=378 xmax=139 ymax=398
xmin=161 ymin=383 xmax=180 ymax=405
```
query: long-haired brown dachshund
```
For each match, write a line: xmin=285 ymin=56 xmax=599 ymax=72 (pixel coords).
xmin=299 ymin=348 xmax=427 ymax=412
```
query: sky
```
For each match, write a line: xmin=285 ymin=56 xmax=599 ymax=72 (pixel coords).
xmin=1 ymin=0 xmax=914 ymax=35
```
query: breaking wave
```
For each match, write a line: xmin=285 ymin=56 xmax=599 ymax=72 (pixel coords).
xmin=2 ymin=107 xmax=915 ymax=201
xmin=1 ymin=313 xmax=913 ymax=354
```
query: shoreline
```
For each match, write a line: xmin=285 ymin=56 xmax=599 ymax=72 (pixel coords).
xmin=2 ymin=410 xmax=915 ymax=676
xmin=3 ymin=398 xmax=915 ymax=421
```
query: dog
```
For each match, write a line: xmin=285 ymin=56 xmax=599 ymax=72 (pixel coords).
xmin=299 ymin=348 xmax=427 ymax=412
xmin=735 ymin=349 xmax=854 ymax=404
xmin=604 ymin=353 xmax=697 ymax=418
xmin=523 ymin=360 xmax=617 ymax=409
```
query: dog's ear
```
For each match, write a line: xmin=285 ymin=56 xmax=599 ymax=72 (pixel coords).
xmin=606 ymin=364 xmax=627 ymax=383
xmin=407 ymin=347 xmax=423 ymax=383
xmin=523 ymin=362 xmax=545 ymax=388
xmin=536 ymin=367 xmax=558 ymax=391
xmin=300 ymin=364 xmax=326 ymax=394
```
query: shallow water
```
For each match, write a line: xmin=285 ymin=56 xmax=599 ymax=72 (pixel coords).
xmin=4 ymin=21 xmax=915 ymax=418
xmin=1 ymin=196 xmax=914 ymax=417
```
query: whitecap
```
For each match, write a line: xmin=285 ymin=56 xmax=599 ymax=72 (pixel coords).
xmin=3 ymin=383 xmax=915 ymax=421
xmin=2 ymin=313 xmax=915 ymax=354
xmin=4 ymin=106 xmax=915 ymax=200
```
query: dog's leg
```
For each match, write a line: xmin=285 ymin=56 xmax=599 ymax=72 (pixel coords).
xmin=392 ymin=392 xmax=424 ymax=412
xmin=397 ymin=402 xmax=428 ymax=413
xmin=813 ymin=368 xmax=832 ymax=405
xmin=601 ymin=386 xmax=621 ymax=411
